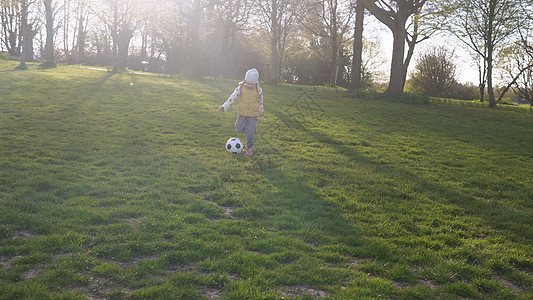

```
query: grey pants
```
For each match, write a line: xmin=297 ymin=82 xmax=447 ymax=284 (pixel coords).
xmin=235 ymin=115 xmax=258 ymax=149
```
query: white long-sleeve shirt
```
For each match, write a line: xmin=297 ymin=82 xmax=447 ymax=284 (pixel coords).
xmin=221 ymin=82 xmax=263 ymax=113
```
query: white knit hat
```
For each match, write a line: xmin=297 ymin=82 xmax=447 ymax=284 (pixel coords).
xmin=245 ymin=68 xmax=259 ymax=84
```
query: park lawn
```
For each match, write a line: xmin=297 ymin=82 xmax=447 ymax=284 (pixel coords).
xmin=0 ymin=60 xmax=532 ymax=299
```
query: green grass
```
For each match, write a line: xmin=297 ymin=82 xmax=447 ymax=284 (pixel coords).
xmin=1 ymin=59 xmax=532 ymax=299
xmin=428 ymin=96 xmax=533 ymax=111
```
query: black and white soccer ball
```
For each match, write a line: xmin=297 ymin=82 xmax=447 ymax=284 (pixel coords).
xmin=226 ymin=137 xmax=243 ymax=154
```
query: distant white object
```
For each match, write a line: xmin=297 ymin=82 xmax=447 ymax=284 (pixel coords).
xmin=130 ymin=82 xmax=134 ymax=86
xmin=226 ymin=138 xmax=243 ymax=154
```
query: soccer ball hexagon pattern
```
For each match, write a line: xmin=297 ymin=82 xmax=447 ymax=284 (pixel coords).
xmin=226 ymin=138 xmax=243 ymax=154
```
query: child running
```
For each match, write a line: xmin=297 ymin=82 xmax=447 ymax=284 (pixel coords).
xmin=218 ymin=68 xmax=263 ymax=156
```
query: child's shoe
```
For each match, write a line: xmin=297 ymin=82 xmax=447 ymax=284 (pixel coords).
xmin=244 ymin=149 xmax=253 ymax=156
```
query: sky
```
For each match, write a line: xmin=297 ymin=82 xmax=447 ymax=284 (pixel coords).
xmin=368 ymin=17 xmax=480 ymax=85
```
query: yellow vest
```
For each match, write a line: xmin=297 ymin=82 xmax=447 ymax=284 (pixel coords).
xmin=238 ymin=85 xmax=260 ymax=117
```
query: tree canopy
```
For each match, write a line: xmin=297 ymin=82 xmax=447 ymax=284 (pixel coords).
xmin=1 ymin=0 xmax=531 ymax=103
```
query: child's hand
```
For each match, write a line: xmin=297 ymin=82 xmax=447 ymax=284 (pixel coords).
xmin=259 ymin=111 xmax=263 ymax=118
xmin=218 ymin=107 xmax=224 ymax=113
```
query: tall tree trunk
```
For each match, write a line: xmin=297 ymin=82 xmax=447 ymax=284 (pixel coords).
xmin=330 ymin=36 xmax=339 ymax=86
xmin=479 ymin=83 xmax=485 ymax=103
xmin=140 ymin=28 xmax=147 ymax=61
xmin=487 ymin=0 xmax=496 ymax=108
xmin=18 ymin=0 xmax=28 ymax=69
xmin=478 ymin=58 xmax=487 ymax=103
xmin=190 ymin=0 xmax=202 ymax=78
xmin=402 ymin=12 xmax=420 ymax=89
xmin=116 ymin=26 xmax=132 ymax=71
xmin=63 ymin=0 xmax=70 ymax=62
xmin=270 ymin=0 xmax=279 ymax=84
xmin=77 ymin=15 xmax=86 ymax=64
xmin=111 ymin=2 xmax=118 ymax=72
xmin=7 ymin=31 xmax=18 ymax=57
xmin=24 ymin=26 xmax=37 ymax=62
xmin=43 ymin=0 xmax=55 ymax=68
xmin=487 ymin=54 xmax=496 ymax=107
xmin=351 ymin=0 xmax=364 ymax=90
xmin=329 ymin=3 xmax=339 ymax=87
xmin=388 ymin=22 xmax=407 ymax=94
xmin=402 ymin=43 xmax=414 ymax=89
xmin=363 ymin=0 xmax=426 ymax=95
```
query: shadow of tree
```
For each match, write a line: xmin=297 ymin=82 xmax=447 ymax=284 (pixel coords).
xmin=296 ymin=123 xmax=532 ymax=244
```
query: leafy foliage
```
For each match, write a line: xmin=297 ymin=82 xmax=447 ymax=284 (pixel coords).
xmin=409 ymin=46 xmax=458 ymax=98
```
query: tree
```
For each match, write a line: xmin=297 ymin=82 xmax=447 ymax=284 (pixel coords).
xmin=256 ymin=0 xmax=308 ymax=84
xmin=149 ymin=2 xmax=186 ymax=73
xmin=18 ymin=0 xmax=31 ymax=68
xmin=499 ymin=14 xmax=533 ymax=105
xmin=93 ymin=0 xmax=139 ymax=72
xmin=1 ymin=0 xmax=22 ymax=57
xmin=508 ymin=43 xmax=533 ymax=106
xmin=358 ymin=37 xmax=387 ymax=90
xmin=182 ymin=0 xmax=207 ymax=77
xmin=305 ymin=0 xmax=354 ymax=86
xmin=206 ymin=0 xmax=253 ymax=77
xmin=409 ymin=46 xmax=458 ymax=97
xmin=61 ymin=0 xmax=90 ymax=64
xmin=402 ymin=1 xmax=439 ymax=88
xmin=42 ymin=0 xmax=56 ymax=67
xmin=282 ymin=31 xmax=331 ymax=85
xmin=23 ymin=6 xmax=37 ymax=62
xmin=91 ymin=26 xmax=113 ymax=66
xmin=74 ymin=1 xmax=89 ymax=64
xmin=350 ymin=0 xmax=364 ymax=90
xmin=363 ymin=0 xmax=427 ymax=94
xmin=442 ymin=0 xmax=526 ymax=107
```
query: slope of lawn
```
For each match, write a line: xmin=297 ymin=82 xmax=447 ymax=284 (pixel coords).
xmin=1 ymin=60 xmax=532 ymax=299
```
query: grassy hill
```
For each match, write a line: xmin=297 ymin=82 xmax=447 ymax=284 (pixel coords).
xmin=1 ymin=60 xmax=532 ymax=299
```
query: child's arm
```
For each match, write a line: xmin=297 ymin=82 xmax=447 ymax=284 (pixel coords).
xmin=219 ymin=85 xmax=241 ymax=112
xmin=258 ymin=87 xmax=264 ymax=117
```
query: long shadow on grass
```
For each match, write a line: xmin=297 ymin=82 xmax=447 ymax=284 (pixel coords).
xmin=295 ymin=123 xmax=532 ymax=244
xmin=357 ymin=102 xmax=532 ymax=159
xmin=267 ymin=98 xmax=530 ymax=243
xmin=260 ymin=167 xmax=363 ymax=248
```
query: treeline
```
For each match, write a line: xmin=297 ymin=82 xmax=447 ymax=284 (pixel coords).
xmin=1 ymin=0 xmax=532 ymax=106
